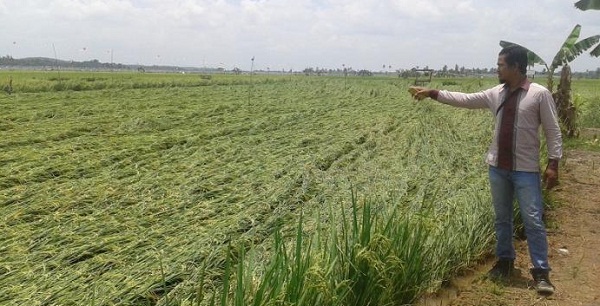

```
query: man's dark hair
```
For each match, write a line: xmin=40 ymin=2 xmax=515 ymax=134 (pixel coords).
xmin=499 ymin=45 xmax=528 ymax=75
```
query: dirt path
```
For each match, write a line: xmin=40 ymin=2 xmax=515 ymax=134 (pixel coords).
xmin=542 ymin=150 xmax=600 ymax=305
xmin=421 ymin=148 xmax=600 ymax=306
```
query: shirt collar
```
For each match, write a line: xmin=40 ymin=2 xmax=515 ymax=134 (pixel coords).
xmin=521 ymin=78 xmax=531 ymax=90
xmin=503 ymin=78 xmax=531 ymax=92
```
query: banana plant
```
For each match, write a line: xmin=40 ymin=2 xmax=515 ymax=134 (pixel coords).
xmin=500 ymin=24 xmax=600 ymax=92
xmin=500 ymin=24 xmax=600 ymax=137
xmin=575 ymin=0 xmax=600 ymax=10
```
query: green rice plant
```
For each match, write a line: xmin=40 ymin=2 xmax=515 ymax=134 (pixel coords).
xmin=210 ymin=184 xmax=493 ymax=306
xmin=0 ymin=70 xmax=281 ymax=93
xmin=576 ymin=92 xmax=600 ymax=128
xmin=1 ymin=72 xmax=596 ymax=306
xmin=572 ymin=79 xmax=600 ymax=128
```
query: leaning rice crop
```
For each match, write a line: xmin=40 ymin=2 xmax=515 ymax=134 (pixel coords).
xmin=2 ymin=71 xmax=561 ymax=305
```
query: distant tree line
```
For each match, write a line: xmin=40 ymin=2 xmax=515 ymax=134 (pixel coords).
xmin=299 ymin=64 xmax=600 ymax=79
xmin=3 ymin=56 xmax=598 ymax=78
xmin=572 ymin=67 xmax=600 ymax=79
xmin=0 ymin=55 xmax=126 ymax=70
xmin=0 ymin=56 xmax=218 ymax=73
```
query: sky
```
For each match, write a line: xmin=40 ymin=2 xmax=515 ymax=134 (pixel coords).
xmin=1 ymin=0 xmax=599 ymax=72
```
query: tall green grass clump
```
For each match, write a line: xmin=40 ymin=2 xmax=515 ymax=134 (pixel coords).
xmin=202 ymin=185 xmax=494 ymax=306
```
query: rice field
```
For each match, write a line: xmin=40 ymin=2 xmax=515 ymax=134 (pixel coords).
xmin=1 ymin=71 xmax=598 ymax=305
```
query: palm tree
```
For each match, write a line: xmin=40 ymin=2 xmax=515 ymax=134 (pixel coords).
xmin=574 ymin=0 xmax=600 ymax=10
xmin=500 ymin=24 xmax=600 ymax=137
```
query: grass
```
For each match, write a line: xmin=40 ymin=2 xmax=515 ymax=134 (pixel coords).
xmin=1 ymin=70 xmax=276 ymax=93
xmin=573 ymin=79 xmax=600 ymax=129
xmin=1 ymin=71 xmax=598 ymax=305
xmin=202 ymin=188 xmax=493 ymax=306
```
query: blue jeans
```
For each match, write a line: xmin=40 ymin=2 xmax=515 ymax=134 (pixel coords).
xmin=488 ymin=166 xmax=550 ymax=270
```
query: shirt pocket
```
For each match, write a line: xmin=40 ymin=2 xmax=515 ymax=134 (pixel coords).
xmin=516 ymin=101 xmax=540 ymax=129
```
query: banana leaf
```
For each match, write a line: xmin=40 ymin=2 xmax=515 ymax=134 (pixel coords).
xmin=574 ymin=0 xmax=600 ymax=11
xmin=551 ymin=25 xmax=600 ymax=67
xmin=569 ymin=35 xmax=600 ymax=60
xmin=590 ymin=44 xmax=600 ymax=57
xmin=499 ymin=40 xmax=547 ymax=68
xmin=551 ymin=25 xmax=582 ymax=68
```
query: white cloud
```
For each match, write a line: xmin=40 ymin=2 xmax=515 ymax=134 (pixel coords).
xmin=47 ymin=0 xmax=133 ymax=20
xmin=1 ymin=0 xmax=599 ymax=71
xmin=0 ymin=1 xmax=7 ymax=15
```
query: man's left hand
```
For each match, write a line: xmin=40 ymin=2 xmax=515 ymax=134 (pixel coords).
xmin=543 ymin=166 xmax=559 ymax=190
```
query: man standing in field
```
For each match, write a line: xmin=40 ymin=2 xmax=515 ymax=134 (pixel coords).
xmin=409 ymin=45 xmax=562 ymax=295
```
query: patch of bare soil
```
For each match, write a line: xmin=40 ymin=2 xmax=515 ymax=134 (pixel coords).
xmin=419 ymin=148 xmax=600 ymax=306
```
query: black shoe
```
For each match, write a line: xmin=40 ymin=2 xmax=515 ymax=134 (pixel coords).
xmin=530 ymin=268 xmax=555 ymax=295
xmin=488 ymin=259 xmax=514 ymax=280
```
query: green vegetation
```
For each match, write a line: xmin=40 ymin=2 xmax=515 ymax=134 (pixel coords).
xmin=500 ymin=25 xmax=600 ymax=137
xmin=575 ymin=0 xmax=600 ymax=11
xmin=0 ymin=71 xmax=269 ymax=93
xmin=501 ymin=25 xmax=600 ymax=92
xmin=1 ymin=72 xmax=598 ymax=305
xmin=573 ymin=79 xmax=600 ymax=128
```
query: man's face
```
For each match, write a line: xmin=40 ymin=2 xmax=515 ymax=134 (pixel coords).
xmin=497 ymin=55 xmax=518 ymax=84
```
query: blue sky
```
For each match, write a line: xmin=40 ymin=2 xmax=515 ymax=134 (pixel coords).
xmin=1 ymin=0 xmax=599 ymax=72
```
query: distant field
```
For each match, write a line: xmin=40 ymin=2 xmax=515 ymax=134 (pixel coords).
xmin=0 ymin=71 xmax=598 ymax=305
xmin=572 ymin=78 xmax=600 ymax=128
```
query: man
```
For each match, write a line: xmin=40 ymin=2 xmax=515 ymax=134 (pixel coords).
xmin=409 ymin=45 xmax=562 ymax=295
